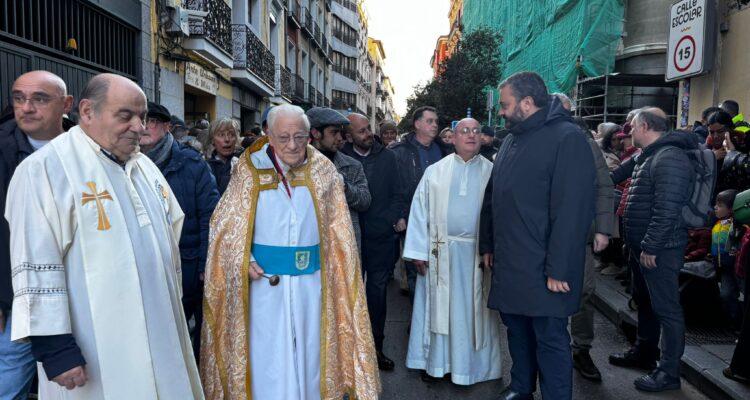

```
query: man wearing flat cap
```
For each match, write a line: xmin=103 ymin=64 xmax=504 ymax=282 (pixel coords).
xmin=307 ymin=107 xmax=371 ymax=250
xmin=141 ymin=101 xmax=219 ymax=362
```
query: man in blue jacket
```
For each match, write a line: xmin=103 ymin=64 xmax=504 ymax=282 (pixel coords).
xmin=141 ymin=102 xmax=219 ymax=363
xmin=480 ymin=72 xmax=596 ymax=400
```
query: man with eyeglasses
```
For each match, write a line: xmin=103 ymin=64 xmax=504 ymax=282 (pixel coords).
xmin=140 ymin=101 xmax=219 ymax=364
xmin=390 ymin=106 xmax=451 ymax=303
xmin=307 ymin=107 xmax=371 ymax=251
xmin=0 ymin=70 xmax=74 ymax=399
xmin=201 ymin=104 xmax=381 ymax=400
xmin=403 ymin=117 xmax=502 ymax=384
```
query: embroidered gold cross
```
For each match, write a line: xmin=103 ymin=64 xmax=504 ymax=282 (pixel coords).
xmin=431 ymin=233 xmax=445 ymax=276
xmin=82 ymin=181 xmax=113 ymax=231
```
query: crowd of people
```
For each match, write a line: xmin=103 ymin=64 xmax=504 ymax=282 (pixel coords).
xmin=0 ymin=68 xmax=748 ymax=400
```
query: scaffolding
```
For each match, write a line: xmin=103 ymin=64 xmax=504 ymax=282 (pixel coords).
xmin=574 ymin=73 xmax=679 ymax=126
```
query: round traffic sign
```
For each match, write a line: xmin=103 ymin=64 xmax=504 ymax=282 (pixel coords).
xmin=673 ymin=35 xmax=696 ymax=72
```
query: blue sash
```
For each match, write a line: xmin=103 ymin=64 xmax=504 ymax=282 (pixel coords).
xmin=251 ymin=244 xmax=321 ymax=276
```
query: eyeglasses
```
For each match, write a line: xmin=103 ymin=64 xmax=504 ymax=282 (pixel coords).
xmin=457 ymin=127 xmax=481 ymax=136
xmin=275 ymin=134 xmax=309 ymax=145
xmin=11 ymin=94 xmax=63 ymax=108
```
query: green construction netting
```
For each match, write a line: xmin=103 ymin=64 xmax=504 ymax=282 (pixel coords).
xmin=463 ymin=0 xmax=624 ymax=94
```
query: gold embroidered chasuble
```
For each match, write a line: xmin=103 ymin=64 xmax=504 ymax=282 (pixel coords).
xmin=200 ymin=137 xmax=380 ymax=400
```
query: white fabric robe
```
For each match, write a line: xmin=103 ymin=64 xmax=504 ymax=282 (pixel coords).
xmin=6 ymin=126 xmax=203 ymax=399
xmin=248 ymin=145 xmax=322 ymax=400
xmin=403 ymin=154 xmax=502 ymax=385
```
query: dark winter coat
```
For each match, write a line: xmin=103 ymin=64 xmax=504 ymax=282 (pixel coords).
xmin=206 ymin=152 xmax=237 ymax=196
xmin=0 ymin=116 xmax=74 ymax=312
xmin=389 ymin=132 xmax=451 ymax=220
xmin=622 ymin=132 xmax=694 ymax=254
xmin=479 ymin=97 xmax=596 ymax=317
xmin=160 ymin=141 xmax=220 ymax=297
xmin=342 ymin=141 xmax=408 ymax=269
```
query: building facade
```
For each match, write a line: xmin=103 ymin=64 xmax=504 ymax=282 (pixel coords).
xmin=366 ymin=37 xmax=396 ymax=130
xmin=0 ymin=0 xmax=335 ymax=134
xmin=429 ymin=0 xmax=463 ymax=78
xmin=330 ymin=0 xmax=361 ymax=114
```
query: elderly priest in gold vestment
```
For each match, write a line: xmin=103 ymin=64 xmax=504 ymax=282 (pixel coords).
xmin=200 ymin=104 xmax=380 ymax=400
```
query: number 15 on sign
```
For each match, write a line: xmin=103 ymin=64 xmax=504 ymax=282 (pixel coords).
xmin=674 ymin=35 xmax=696 ymax=73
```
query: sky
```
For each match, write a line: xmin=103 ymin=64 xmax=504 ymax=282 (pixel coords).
xmin=365 ymin=0 xmax=451 ymax=117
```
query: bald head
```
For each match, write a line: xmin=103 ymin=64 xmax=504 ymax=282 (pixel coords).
xmin=631 ymin=106 xmax=671 ymax=149
xmin=455 ymin=118 xmax=480 ymax=132
xmin=11 ymin=70 xmax=73 ymax=140
xmin=78 ymin=73 xmax=147 ymax=162
xmin=453 ymin=118 xmax=481 ymax=161
xmin=347 ymin=112 xmax=373 ymax=152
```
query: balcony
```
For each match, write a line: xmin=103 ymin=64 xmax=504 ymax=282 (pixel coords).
xmin=367 ymin=105 xmax=372 ymax=117
xmin=308 ymin=84 xmax=316 ymax=105
xmin=184 ymin=0 xmax=233 ymax=68
xmin=287 ymin=0 xmax=301 ymax=29
xmin=316 ymin=91 xmax=323 ymax=107
xmin=302 ymin=7 xmax=314 ymax=37
xmin=231 ymin=24 xmax=275 ymax=96
xmin=292 ymin=73 xmax=306 ymax=102
xmin=331 ymin=98 xmax=354 ymax=111
xmin=314 ymin=22 xmax=322 ymax=47
xmin=275 ymin=64 xmax=293 ymax=101
xmin=324 ymin=97 xmax=330 ymax=107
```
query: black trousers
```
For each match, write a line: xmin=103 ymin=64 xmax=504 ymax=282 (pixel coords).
xmin=630 ymin=246 xmax=686 ymax=377
xmin=363 ymin=262 xmax=392 ymax=352
xmin=729 ymin=278 xmax=750 ymax=376
xmin=501 ymin=313 xmax=572 ymax=399
xmin=181 ymin=259 xmax=204 ymax=365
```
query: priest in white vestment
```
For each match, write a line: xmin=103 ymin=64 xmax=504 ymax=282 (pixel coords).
xmin=6 ymin=74 xmax=203 ymax=399
xmin=404 ymin=118 xmax=502 ymax=385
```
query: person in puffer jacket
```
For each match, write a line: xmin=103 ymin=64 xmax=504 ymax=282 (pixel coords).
xmin=608 ymin=108 xmax=693 ymax=393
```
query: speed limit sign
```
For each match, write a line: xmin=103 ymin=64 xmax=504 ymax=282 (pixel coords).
xmin=673 ymin=35 xmax=696 ymax=72
xmin=666 ymin=0 xmax=715 ymax=81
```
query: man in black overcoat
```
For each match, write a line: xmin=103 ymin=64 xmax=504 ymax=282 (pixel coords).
xmin=343 ymin=113 xmax=408 ymax=371
xmin=479 ymin=72 xmax=596 ymax=400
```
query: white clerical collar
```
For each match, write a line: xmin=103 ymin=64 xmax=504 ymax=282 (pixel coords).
xmin=26 ymin=136 xmax=51 ymax=150
xmin=453 ymin=153 xmax=480 ymax=164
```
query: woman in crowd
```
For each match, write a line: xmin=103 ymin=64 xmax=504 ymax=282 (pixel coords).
xmin=205 ymin=118 xmax=241 ymax=195
xmin=598 ymin=122 xmax=622 ymax=171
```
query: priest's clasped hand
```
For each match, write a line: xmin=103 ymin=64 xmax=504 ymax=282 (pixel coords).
xmin=248 ymin=261 xmax=265 ymax=280
xmin=53 ymin=366 xmax=87 ymax=390
xmin=414 ymin=260 xmax=428 ymax=275
xmin=547 ymin=277 xmax=570 ymax=293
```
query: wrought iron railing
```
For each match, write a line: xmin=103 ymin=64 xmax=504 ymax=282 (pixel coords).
xmin=314 ymin=22 xmax=321 ymax=46
xmin=288 ymin=0 xmax=301 ymax=25
xmin=324 ymin=97 xmax=330 ymax=107
xmin=308 ymin=84 xmax=316 ymax=105
xmin=0 ymin=0 xmax=138 ymax=77
xmin=317 ymin=91 xmax=323 ymax=107
xmin=232 ymin=24 xmax=275 ymax=87
xmin=331 ymin=98 xmax=355 ymax=111
xmin=292 ymin=73 xmax=306 ymax=100
xmin=303 ymin=8 xmax=313 ymax=36
xmin=187 ymin=0 xmax=232 ymax=55
xmin=275 ymin=64 xmax=293 ymax=99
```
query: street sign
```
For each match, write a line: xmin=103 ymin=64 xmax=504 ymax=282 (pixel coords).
xmin=665 ymin=0 xmax=716 ymax=81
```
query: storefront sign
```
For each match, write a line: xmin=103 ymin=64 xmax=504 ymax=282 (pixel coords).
xmin=666 ymin=0 xmax=716 ymax=81
xmin=185 ymin=62 xmax=219 ymax=95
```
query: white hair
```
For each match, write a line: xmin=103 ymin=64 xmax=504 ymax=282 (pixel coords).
xmin=266 ymin=104 xmax=310 ymax=133
xmin=552 ymin=92 xmax=576 ymax=112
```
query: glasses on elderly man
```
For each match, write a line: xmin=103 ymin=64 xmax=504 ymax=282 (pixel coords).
xmin=276 ymin=134 xmax=310 ymax=145
xmin=11 ymin=94 xmax=63 ymax=108
xmin=457 ymin=127 xmax=481 ymax=136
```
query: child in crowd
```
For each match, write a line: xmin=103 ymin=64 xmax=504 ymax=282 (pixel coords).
xmin=711 ymin=189 xmax=743 ymax=330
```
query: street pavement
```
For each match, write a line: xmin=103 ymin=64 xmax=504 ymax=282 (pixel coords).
xmin=377 ymin=281 xmax=709 ymax=400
